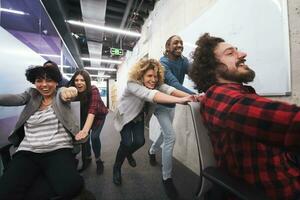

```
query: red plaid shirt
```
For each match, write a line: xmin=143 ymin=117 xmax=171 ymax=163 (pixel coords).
xmin=88 ymin=86 xmax=108 ymax=130
xmin=200 ymin=83 xmax=300 ymax=200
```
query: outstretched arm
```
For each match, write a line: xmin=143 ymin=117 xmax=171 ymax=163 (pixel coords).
xmin=75 ymin=86 xmax=107 ymax=141
xmin=164 ymin=65 xmax=195 ymax=94
xmin=0 ymin=90 xmax=30 ymax=106
xmin=75 ymin=113 xmax=95 ymax=140
xmin=170 ymin=89 xmax=190 ymax=97
xmin=153 ymin=92 xmax=192 ymax=104
xmin=60 ymin=87 xmax=78 ymax=102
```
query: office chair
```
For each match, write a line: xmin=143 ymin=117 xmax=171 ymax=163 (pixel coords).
xmin=187 ymin=102 xmax=268 ymax=200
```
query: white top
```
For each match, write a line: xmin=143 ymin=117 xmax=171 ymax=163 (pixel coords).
xmin=17 ymin=106 xmax=73 ymax=153
xmin=114 ymin=81 xmax=175 ymax=132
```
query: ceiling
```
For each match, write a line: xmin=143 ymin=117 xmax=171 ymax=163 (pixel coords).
xmin=41 ymin=0 xmax=158 ymax=80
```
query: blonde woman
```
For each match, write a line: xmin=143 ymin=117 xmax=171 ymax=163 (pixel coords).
xmin=113 ymin=58 xmax=194 ymax=185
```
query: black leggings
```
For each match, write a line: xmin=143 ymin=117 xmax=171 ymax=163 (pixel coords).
xmin=114 ymin=119 xmax=145 ymax=167
xmin=0 ymin=148 xmax=83 ymax=200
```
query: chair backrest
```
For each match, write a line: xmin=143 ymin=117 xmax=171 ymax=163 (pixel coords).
xmin=187 ymin=102 xmax=216 ymax=198
xmin=70 ymin=101 xmax=80 ymax=125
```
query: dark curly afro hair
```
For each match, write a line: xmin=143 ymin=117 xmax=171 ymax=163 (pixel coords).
xmin=189 ymin=33 xmax=224 ymax=93
xmin=25 ymin=65 xmax=62 ymax=84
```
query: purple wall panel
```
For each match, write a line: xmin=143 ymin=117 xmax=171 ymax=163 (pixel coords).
xmin=0 ymin=0 xmax=65 ymax=140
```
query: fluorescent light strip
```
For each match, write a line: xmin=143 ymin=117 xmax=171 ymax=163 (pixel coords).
xmin=64 ymin=73 xmax=110 ymax=78
xmin=90 ymin=74 xmax=111 ymax=78
xmin=84 ymin=67 xmax=116 ymax=72
xmin=0 ymin=8 xmax=27 ymax=15
xmin=39 ymin=53 xmax=61 ymax=58
xmin=58 ymin=65 xmax=71 ymax=68
xmin=81 ymin=57 xmax=122 ymax=64
xmin=67 ymin=20 xmax=141 ymax=38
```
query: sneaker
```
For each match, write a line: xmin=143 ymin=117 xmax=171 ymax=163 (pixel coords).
xmin=127 ymin=154 xmax=137 ymax=167
xmin=78 ymin=158 xmax=92 ymax=172
xmin=74 ymin=188 xmax=96 ymax=200
xmin=148 ymin=150 xmax=157 ymax=166
xmin=162 ymin=178 xmax=178 ymax=200
xmin=96 ymin=159 xmax=104 ymax=175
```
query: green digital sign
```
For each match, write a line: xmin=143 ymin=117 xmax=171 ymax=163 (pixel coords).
xmin=110 ymin=48 xmax=123 ymax=56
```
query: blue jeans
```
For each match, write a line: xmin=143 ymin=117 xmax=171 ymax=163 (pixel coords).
xmin=150 ymin=105 xmax=175 ymax=180
xmin=86 ymin=116 xmax=106 ymax=160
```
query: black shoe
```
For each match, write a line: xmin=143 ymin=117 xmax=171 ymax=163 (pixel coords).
xmin=78 ymin=158 xmax=92 ymax=172
xmin=127 ymin=154 xmax=137 ymax=167
xmin=73 ymin=188 xmax=96 ymax=200
xmin=162 ymin=178 xmax=178 ymax=200
xmin=96 ymin=159 xmax=104 ymax=175
xmin=113 ymin=165 xmax=122 ymax=185
xmin=148 ymin=150 xmax=157 ymax=166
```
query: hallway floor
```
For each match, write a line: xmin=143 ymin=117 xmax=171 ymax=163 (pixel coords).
xmin=80 ymin=112 xmax=200 ymax=200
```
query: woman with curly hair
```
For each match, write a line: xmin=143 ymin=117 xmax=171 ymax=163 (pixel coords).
xmin=113 ymin=58 xmax=194 ymax=185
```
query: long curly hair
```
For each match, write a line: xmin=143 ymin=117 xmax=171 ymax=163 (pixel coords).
xmin=189 ymin=33 xmax=225 ymax=93
xmin=128 ymin=58 xmax=164 ymax=87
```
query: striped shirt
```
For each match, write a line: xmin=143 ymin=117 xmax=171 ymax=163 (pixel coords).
xmin=17 ymin=105 xmax=73 ymax=153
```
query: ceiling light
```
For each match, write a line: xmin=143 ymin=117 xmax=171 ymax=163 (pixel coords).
xmin=64 ymin=73 xmax=110 ymax=78
xmin=84 ymin=67 xmax=116 ymax=72
xmin=67 ymin=20 xmax=141 ymax=37
xmin=81 ymin=57 xmax=122 ymax=64
xmin=90 ymin=74 xmax=111 ymax=78
xmin=0 ymin=8 xmax=28 ymax=15
xmin=39 ymin=53 xmax=60 ymax=58
xmin=58 ymin=65 xmax=71 ymax=68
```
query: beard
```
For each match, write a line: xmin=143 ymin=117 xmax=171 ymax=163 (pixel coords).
xmin=169 ymin=48 xmax=183 ymax=58
xmin=218 ymin=64 xmax=255 ymax=84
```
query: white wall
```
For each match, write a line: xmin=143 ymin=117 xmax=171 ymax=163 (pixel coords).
xmin=0 ymin=26 xmax=46 ymax=119
xmin=116 ymin=0 xmax=300 ymax=173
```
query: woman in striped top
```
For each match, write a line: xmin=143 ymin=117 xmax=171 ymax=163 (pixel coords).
xmin=0 ymin=65 xmax=88 ymax=200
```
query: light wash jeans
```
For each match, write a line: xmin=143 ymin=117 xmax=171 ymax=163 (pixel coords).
xmin=149 ymin=104 xmax=175 ymax=180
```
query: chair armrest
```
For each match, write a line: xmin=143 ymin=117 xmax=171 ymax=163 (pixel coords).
xmin=0 ymin=141 xmax=12 ymax=152
xmin=0 ymin=142 xmax=13 ymax=170
xmin=202 ymin=167 xmax=269 ymax=200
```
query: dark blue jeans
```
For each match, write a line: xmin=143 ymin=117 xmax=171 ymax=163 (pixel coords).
xmin=114 ymin=119 xmax=145 ymax=167
xmin=86 ymin=116 xmax=106 ymax=159
xmin=120 ymin=119 xmax=145 ymax=153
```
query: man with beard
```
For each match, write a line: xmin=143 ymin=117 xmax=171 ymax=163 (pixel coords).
xmin=189 ymin=33 xmax=300 ymax=200
xmin=148 ymin=35 xmax=195 ymax=199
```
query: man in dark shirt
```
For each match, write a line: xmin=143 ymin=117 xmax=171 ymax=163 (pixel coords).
xmin=148 ymin=35 xmax=195 ymax=199
xmin=43 ymin=61 xmax=69 ymax=87
xmin=189 ymin=33 xmax=300 ymax=200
